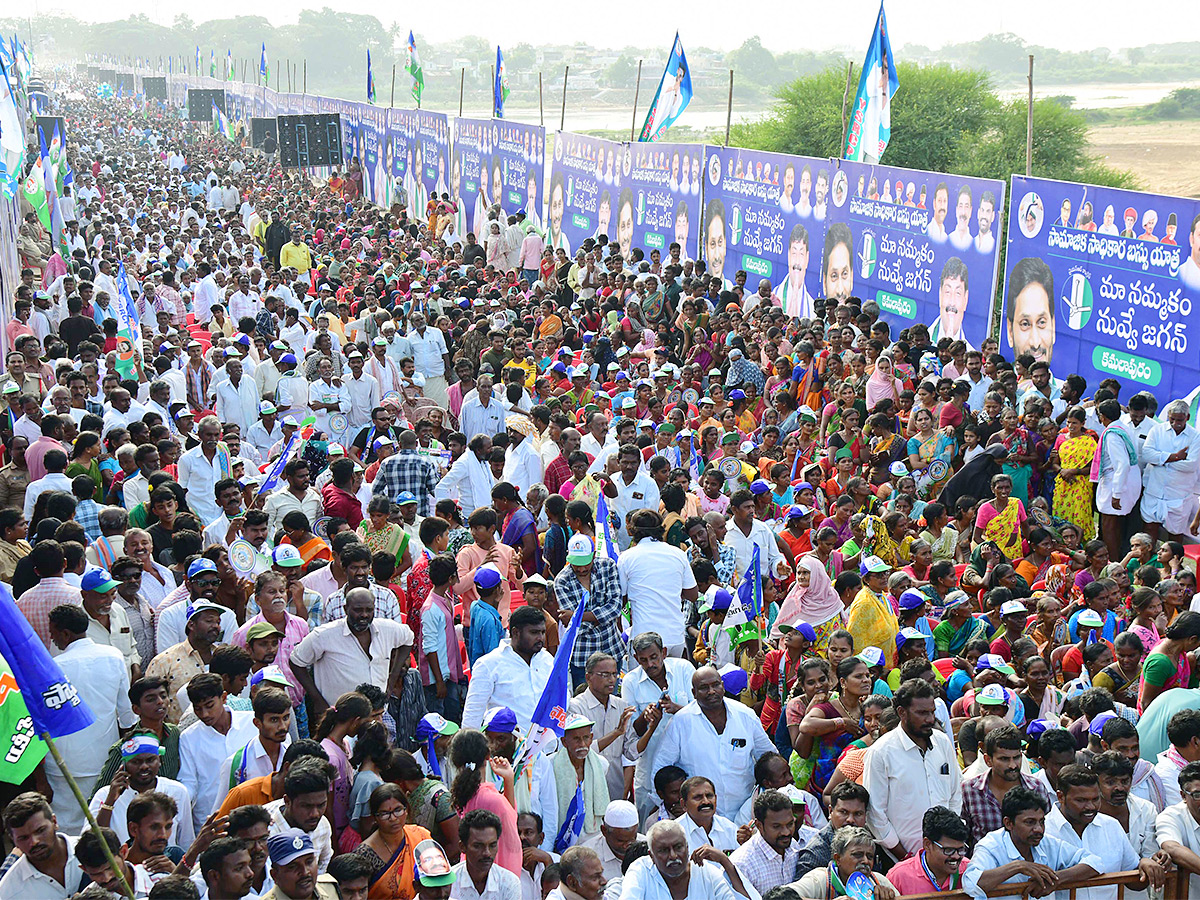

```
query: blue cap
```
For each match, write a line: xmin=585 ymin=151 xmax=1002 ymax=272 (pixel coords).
xmin=552 ymin=361 xmax=567 ymax=373
xmin=187 ymin=558 xmax=219 ymax=579
xmin=80 ymin=569 xmax=120 ymax=593
xmin=481 ymin=706 xmax=518 ymax=733
xmin=719 ymin=663 xmax=748 ymax=696
xmin=896 ymin=627 xmax=926 ymax=650
xmin=898 ymin=589 xmax=927 ymax=611
xmin=267 ymin=829 xmax=316 ymax=866
xmin=749 ymin=479 xmax=771 ymax=495
xmin=1026 ymin=719 xmax=1061 ymax=738
xmin=397 ymin=491 xmax=417 ymax=505
xmin=474 ymin=563 xmax=503 ymax=591
xmin=780 ymin=619 xmax=819 ymax=642
xmin=728 ymin=389 xmax=746 ymax=401
xmin=280 ymin=353 xmax=298 ymax=365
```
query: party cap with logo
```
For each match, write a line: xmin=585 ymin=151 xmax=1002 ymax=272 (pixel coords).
xmin=416 ymin=713 xmax=460 ymax=778
xmin=473 ymin=563 xmax=503 ymax=592
xmin=481 ymin=706 xmax=519 ymax=734
xmin=1077 ymin=609 xmax=1105 ymax=629
xmin=859 ymin=556 xmax=889 ymax=575
xmin=857 ymin=646 xmax=885 ymax=667
xmin=978 ymin=683 xmax=1008 ymax=706
xmin=120 ymin=734 xmax=164 ymax=758
xmin=272 ymin=545 xmax=303 ymax=568
xmin=718 ymin=663 xmax=749 ymax=696
xmin=413 ymin=839 xmax=457 ymax=887
xmin=898 ymin=589 xmax=927 ymax=611
xmin=896 ymin=627 xmax=927 ymax=651
xmin=249 ymin=665 xmax=291 ymax=689
xmin=1088 ymin=710 xmax=1119 ymax=737
xmin=1000 ymin=600 xmax=1028 ymax=618
xmin=566 ymin=534 xmax=595 ymax=566
xmin=778 ymin=619 xmax=818 ymax=642
xmin=699 ymin=585 xmax=734 ymax=615
xmin=976 ymin=653 xmax=1016 ymax=676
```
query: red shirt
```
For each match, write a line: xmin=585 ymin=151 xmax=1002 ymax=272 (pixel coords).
xmin=320 ymin=483 xmax=363 ymax=527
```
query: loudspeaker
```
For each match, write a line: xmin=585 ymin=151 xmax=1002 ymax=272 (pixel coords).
xmin=187 ymin=89 xmax=227 ymax=122
xmin=142 ymin=76 xmax=168 ymax=100
xmin=97 ymin=68 xmax=117 ymax=85
xmin=277 ymin=114 xmax=343 ymax=169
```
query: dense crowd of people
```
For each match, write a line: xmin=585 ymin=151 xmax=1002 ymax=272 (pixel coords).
xmin=8 ymin=77 xmax=1200 ymax=900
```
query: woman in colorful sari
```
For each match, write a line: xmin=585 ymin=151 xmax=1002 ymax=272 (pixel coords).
xmin=932 ymin=591 xmax=988 ymax=658
xmin=772 ymin=555 xmax=847 ymax=651
xmin=906 ymin=408 xmax=956 ymax=500
xmin=864 ymin=352 xmax=904 ymax=413
xmin=845 ymin=557 xmax=899 ymax=667
xmin=796 ymin=657 xmax=874 ymax=795
xmin=790 ymin=341 xmax=825 ymax=411
xmin=820 ymin=382 xmax=864 ymax=444
xmin=358 ymin=496 xmax=410 ymax=569
xmin=1138 ymin=610 xmax=1200 ymax=713
xmin=352 ymin=784 xmax=431 ymax=899
xmin=1015 ymin=527 xmax=1067 ymax=587
xmin=496 ymin=482 xmax=540 ymax=577
xmin=989 ymin=407 xmax=1037 ymax=507
xmin=1052 ymin=407 xmax=1098 ymax=538
xmin=973 ymin=472 xmax=1027 ymax=562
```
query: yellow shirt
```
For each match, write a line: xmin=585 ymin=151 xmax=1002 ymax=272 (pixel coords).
xmin=279 ymin=241 xmax=312 ymax=273
xmin=506 ymin=358 xmax=537 ymax=389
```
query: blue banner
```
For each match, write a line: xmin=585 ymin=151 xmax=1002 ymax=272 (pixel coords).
xmin=623 ymin=142 xmax=702 ymax=262
xmin=827 ymin=161 xmax=1005 ymax=349
xmin=549 ymin=131 xmax=624 ymax=258
xmin=702 ymin=145 xmax=829 ymax=312
xmin=453 ymin=118 xmax=546 ymax=242
xmin=0 ymin=582 xmax=94 ymax=739
xmin=1002 ymin=175 xmax=1200 ymax=405
xmin=390 ymin=109 xmax=449 ymax=219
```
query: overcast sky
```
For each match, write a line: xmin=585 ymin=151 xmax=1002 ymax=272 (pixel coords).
xmin=31 ymin=0 xmax=1200 ymax=53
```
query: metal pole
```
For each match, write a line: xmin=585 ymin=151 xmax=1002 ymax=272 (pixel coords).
xmin=303 ymin=60 xmax=306 ymax=94
xmin=459 ymin=67 xmax=465 ymax=117
xmin=1026 ymin=54 xmax=1034 ymax=176
xmin=839 ymin=61 xmax=855 ymax=154
xmin=491 ymin=65 xmax=495 ymax=116
xmin=630 ymin=60 xmax=643 ymax=141
xmin=42 ymin=732 xmax=135 ymax=900
xmin=560 ymin=65 xmax=569 ymax=131
xmin=538 ymin=72 xmax=544 ymax=127
xmin=242 ymin=59 xmax=247 ymax=83
xmin=724 ymin=69 xmax=734 ymax=147
xmin=390 ymin=64 xmax=396 ymax=108
xmin=286 ymin=59 xmax=291 ymax=93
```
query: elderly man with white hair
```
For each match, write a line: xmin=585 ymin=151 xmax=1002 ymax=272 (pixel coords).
xmin=617 ymin=819 xmax=744 ymax=900
xmin=1142 ymin=399 xmax=1200 ymax=540
xmin=789 ymin=826 xmax=899 ymax=900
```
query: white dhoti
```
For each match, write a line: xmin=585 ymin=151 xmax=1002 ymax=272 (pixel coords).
xmin=423 ymin=375 xmax=449 ymax=406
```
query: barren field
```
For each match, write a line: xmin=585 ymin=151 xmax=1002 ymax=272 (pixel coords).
xmin=1088 ymin=120 xmax=1200 ymax=197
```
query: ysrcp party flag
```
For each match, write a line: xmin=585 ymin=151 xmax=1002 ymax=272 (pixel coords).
xmin=114 ymin=262 xmax=141 ymax=379
xmin=844 ymin=1 xmax=899 ymax=163
xmin=260 ymin=43 xmax=269 ymax=86
xmin=209 ymin=50 xmax=216 ymax=78
xmin=0 ymin=656 xmax=46 ymax=784
xmin=367 ymin=49 xmax=377 ymax=104
xmin=406 ymin=32 xmax=424 ymax=106
xmin=638 ymin=33 xmax=692 ymax=143
xmin=494 ymin=46 xmax=509 ymax=119
xmin=0 ymin=581 xmax=94 ymax=740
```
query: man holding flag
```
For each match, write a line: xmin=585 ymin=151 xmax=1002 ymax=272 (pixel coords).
xmin=553 ymin=534 xmax=624 ymax=689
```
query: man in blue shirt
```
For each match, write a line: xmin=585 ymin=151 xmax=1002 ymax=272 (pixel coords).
xmin=467 ymin=563 xmax=506 ymax=665
xmin=963 ymin=786 xmax=1101 ymax=900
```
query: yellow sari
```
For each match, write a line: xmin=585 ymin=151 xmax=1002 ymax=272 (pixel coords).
xmin=846 ymin=587 xmax=899 ymax=668
xmin=1053 ymin=433 xmax=1098 ymax=537
xmin=983 ymin=499 xmax=1023 ymax=560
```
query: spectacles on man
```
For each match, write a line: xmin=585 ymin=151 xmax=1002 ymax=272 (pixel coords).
xmin=930 ymin=839 xmax=968 ymax=858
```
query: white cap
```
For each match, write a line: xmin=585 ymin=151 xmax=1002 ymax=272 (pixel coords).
xmin=603 ymin=800 xmax=639 ymax=829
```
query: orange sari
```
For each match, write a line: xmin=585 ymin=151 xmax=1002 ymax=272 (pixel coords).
xmin=283 ymin=535 xmax=333 ymax=567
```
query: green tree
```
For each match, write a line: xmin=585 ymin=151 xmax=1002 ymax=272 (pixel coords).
xmin=727 ymin=36 xmax=775 ymax=87
xmin=603 ymin=55 xmax=636 ymax=89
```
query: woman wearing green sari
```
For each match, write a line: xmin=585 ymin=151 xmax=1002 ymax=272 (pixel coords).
xmin=933 ymin=591 xmax=988 ymax=657
xmin=66 ymin=432 xmax=105 ymax=502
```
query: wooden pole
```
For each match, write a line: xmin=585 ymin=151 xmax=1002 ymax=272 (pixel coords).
xmin=560 ymin=65 xmax=569 ymax=131
xmin=491 ymin=65 xmax=495 ymax=116
xmin=286 ymin=59 xmax=291 ymax=93
xmin=840 ymin=61 xmax=854 ymax=153
xmin=242 ymin=59 xmax=247 ymax=83
xmin=1026 ymin=54 xmax=1034 ymax=176
xmin=630 ymin=60 xmax=643 ymax=141
xmin=539 ymin=72 xmax=544 ymax=126
xmin=303 ymin=59 xmax=306 ymax=94
xmin=42 ymin=732 xmax=135 ymax=900
xmin=390 ymin=64 xmax=396 ymax=108
xmin=459 ymin=67 xmax=465 ymax=117
xmin=724 ymin=69 xmax=734 ymax=147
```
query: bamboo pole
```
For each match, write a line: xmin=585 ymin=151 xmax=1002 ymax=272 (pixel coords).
xmin=42 ymin=732 xmax=134 ymax=900
xmin=538 ymin=72 xmax=544 ymax=126
xmin=303 ymin=60 xmax=306 ymax=94
xmin=560 ymin=65 xmax=569 ymax=131
xmin=630 ymin=60 xmax=643 ymax=141
xmin=491 ymin=65 xmax=495 ymax=116
xmin=840 ymin=61 xmax=854 ymax=152
xmin=390 ymin=64 xmax=396 ymax=108
xmin=1026 ymin=54 xmax=1034 ymax=176
xmin=459 ymin=68 xmax=465 ymax=117
xmin=724 ymin=70 xmax=734 ymax=146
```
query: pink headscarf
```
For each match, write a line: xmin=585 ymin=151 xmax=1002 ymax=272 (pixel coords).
xmin=772 ymin=556 xmax=844 ymax=640
xmin=865 ymin=353 xmax=904 ymax=410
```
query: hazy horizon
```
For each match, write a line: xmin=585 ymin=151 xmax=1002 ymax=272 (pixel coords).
xmin=17 ymin=0 xmax=1200 ymax=56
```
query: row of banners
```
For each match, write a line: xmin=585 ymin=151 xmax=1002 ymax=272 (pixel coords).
xmin=135 ymin=71 xmax=1200 ymax=405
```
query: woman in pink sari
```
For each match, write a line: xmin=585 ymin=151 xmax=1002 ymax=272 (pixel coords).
xmin=771 ymin=555 xmax=845 ymax=652
xmin=865 ymin=352 xmax=904 ymax=412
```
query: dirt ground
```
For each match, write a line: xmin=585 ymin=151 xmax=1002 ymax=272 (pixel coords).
xmin=1088 ymin=120 xmax=1200 ymax=197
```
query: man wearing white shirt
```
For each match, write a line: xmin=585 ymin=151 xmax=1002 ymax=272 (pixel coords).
xmin=461 ymin=607 xmax=555 ymax=730
xmin=87 ymin=734 xmax=195 ymax=849
xmin=723 ymin=490 xmax=786 ymax=581
xmin=178 ymin=673 xmax=259 ymax=833
xmin=618 ymin=821 xmax=739 ymax=900
xmin=502 ymin=418 xmax=544 ymax=497
xmin=265 ymin=766 xmax=335 ymax=874
xmin=47 ymin=604 xmax=138 ymax=834
xmin=0 ymin=793 xmax=87 ymax=899
xmin=437 ymin=434 xmax=497 ymax=516
xmin=193 ymin=263 xmax=221 ymax=325
xmin=1156 ymin=760 xmax=1200 ymax=897
xmin=122 ymin=444 xmax=160 ymax=512
xmin=605 ymin=448 xmax=661 ymax=552
xmin=460 ymin=373 xmax=508 ymax=440
xmin=212 ymin=685 xmax=293 ymax=815
xmin=863 ymin=678 xmax=962 ymax=860
xmin=1045 ymin=764 xmax=1163 ymax=900
xmin=580 ymin=413 xmax=614 ymax=460
xmin=214 ymin=358 xmax=260 ymax=435
xmin=617 ymin=512 xmax=697 ymax=653
xmin=307 ymin=358 xmax=351 ymax=438
xmin=178 ymin=417 xmax=234 ymax=526
xmin=24 ymin=450 xmax=73 ymax=520
xmin=344 ymin=352 xmax=381 ymax=430
xmin=407 ymin=312 xmax=451 ymax=405
xmin=229 ymin=276 xmax=262 ymax=322
xmin=675 ymin=778 xmax=740 ymax=855
xmin=452 ymin=808 xmax=523 ymax=900
xmin=652 ymin=667 xmax=774 ymax=822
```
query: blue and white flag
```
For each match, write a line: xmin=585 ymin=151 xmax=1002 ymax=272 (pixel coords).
xmin=494 ymin=46 xmax=509 ymax=119
xmin=725 ymin=545 xmax=762 ymax=629
xmin=366 ymin=49 xmax=376 ymax=104
xmin=843 ymin=1 xmax=899 ymax=163
xmin=554 ymin=783 xmax=587 ymax=853
xmin=0 ymin=581 xmax=94 ymax=739
xmin=638 ymin=33 xmax=692 ymax=142
xmin=257 ymin=429 xmax=302 ymax=496
xmin=515 ymin=588 xmax=589 ymax=775
xmin=260 ymin=43 xmax=269 ymax=85
xmin=595 ymin=493 xmax=620 ymax=563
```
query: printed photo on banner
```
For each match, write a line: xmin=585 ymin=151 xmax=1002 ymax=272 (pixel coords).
xmin=548 ymin=131 xmax=624 ymax=256
xmin=622 ymin=143 xmax=702 ymax=263
xmin=832 ymin=160 xmax=1004 ymax=350
xmin=702 ymin=145 xmax=829 ymax=315
xmin=1002 ymin=175 xmax=1200 ymax=410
